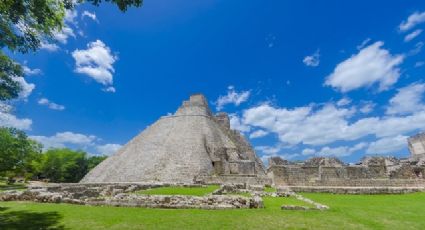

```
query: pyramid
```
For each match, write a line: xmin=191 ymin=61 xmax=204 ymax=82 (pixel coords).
xmin=81 ymin=94 xmax=266 ymax=184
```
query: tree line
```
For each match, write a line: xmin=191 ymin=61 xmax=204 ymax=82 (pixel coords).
xmin=0 ymin=127 xmax=107 ymax=184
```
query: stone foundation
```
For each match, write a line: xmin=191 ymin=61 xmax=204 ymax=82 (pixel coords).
xmin=0 ymin=183 xmax=264 ymax=210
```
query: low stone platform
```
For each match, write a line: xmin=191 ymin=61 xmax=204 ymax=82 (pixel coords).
xmin=286 ymin=186 xmax=425 ymax=194
xmin=0 ymin=183 xmax=264 ymax=210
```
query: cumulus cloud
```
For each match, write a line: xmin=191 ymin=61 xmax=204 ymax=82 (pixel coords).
xmin=102 ymin=86 xmax=116 ymax=93
xmin=12 ymin=76 xmax=35 ymax=99
xmin=30 ymin=131 xmax=97 ymax=149
xmin=0 ymin=111 xmax=32 ymax=130
xmin=38 ymin=98 xmax=65 ymax=111
xmin=404 ymin=29 xmax=422 ymax=42
xmin=386 ymin=83 xmax=425 ymax=115
xmin=325 ymin=41 xmax=404 ymax=92
xmin=215 ymin=86 xmax=250 ymax=110
xmin=415 ymin=61 xmax=425 ymax=68
xmin=82 ymin=11 xmax=98 ymax=22
xmin=399 ymin=11 xmax=425 ymax=32
xmin=40 ymin=42 xmax=60 ymax=52
xmin=366 ymin=135 xmax=408 ymax=154
xmin=30 ymin=131 xmax=121 ymax=155
xmin=72 ymin=40 xmax=118 ymax=90
xmin=229 ymin=114 xmax=250 ymax=133
xmin=408 ymin=41 xmax=423 ymax=56
xmin=336 ymin=97 xmax=352 ymax=107
xmin=54 ymin=26 xmax=75 ymax=44
xmin=23 ymin=65 xmax=42 ymax=76
xmin=302 ymin=142 xmax=368 ymax=157
xmin=249 ymin=129 xmax=268 ymax=139
xmin=238 ymin=91 xmax=425 ymax=149
xmin=303 ymin=49 xmax=320 ymax=67
xmin=359 ymin=101 xmax=376 ymax=114
xmin=96 ymin=144 xmax=122 ymax=155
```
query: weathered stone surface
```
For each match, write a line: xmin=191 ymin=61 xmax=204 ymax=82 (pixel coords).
xmin=0 ymin=184 xmax=264 ymax=210
xmin=81 ymin=94 xmax=266 ymax=184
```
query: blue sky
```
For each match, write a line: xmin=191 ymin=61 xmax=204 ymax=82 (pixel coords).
xmin=2 ymin=0 xmax=425 ymax=163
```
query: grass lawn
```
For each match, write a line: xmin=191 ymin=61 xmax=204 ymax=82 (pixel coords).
xmin=1 ymin=192 xmax=425 ymax=229
xmin=264 ymin=187 xmax=277 ymax=193
xmin=135 ymin=185 xmax=220 ymax=196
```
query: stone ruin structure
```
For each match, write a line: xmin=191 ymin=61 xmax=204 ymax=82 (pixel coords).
xmin=267 ymin=152 xmax=425 ymax=191
xmin=408 ymin=132 xmax=425 ymax=162
xmin=81 ymin=94 xmax=270 ymax=185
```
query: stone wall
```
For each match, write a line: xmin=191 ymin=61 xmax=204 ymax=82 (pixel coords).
xmin=268 ymin=164 xmax=425 ymax=187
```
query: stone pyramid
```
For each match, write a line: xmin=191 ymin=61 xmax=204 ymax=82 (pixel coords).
xmin=81 ymin=94 xmax=266 ymax=184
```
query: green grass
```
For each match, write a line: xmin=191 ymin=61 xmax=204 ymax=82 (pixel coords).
xmin=135 ymin=185 xmax=220 ymax=196
xmin=264 ymin=187 xmax=276 ymax=193
xmin=1 ymin=193 xmax=425 ymax=229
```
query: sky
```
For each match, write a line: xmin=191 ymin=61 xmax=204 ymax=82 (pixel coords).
xmin=2 ymin=0 xmax=425 ymax=163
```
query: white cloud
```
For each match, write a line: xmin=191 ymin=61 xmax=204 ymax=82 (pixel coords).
xmin=65 ymin=9 xmax=78 ymax=24
xmin=82 ymin=11 xmax=98 ymax=22
xmin=239 ymin=93 xmax=425 ymax=149
xmin=30 ymin=131 xmax=97 ymax=149
xmin=249 ymin=129 xmax=268 ymax=139
xmin=40 ymin=42 xmax=59 ymax=52
xmin=38 ymin=98 xmax=65 ymax=111
xmin=229 ymin=113 xmax=250 ymax=133
xmin=96 ymin=144 xmax=122 ymax=155
xmin=72 ymin=40 xmax=118 ymax=88
xmin=325 ymin=41 xmax=404 ymax=92
xmin=366 ymin=135 xmax=408 ymax=154
xmin=23 ymin=65 xmax=42 ymax=76
xmin=255 ymin=145 xmax=282 ymax=155
xmin=215 ymin=86 xmax=250 ymax=110
xmin=404 ymin=29 xmax=422 ymax=42
xmin=399 ymin=11 xmax=425 ymax=32
xmin=0 ymin=111 xmax=32 ymax=130
xmin=303 ymin=49 xmax=320 ymax=67
xmin=12 ymin=76 xmax=35 ymax=99
xmin=303 ymin=142 xmax=368 ymax=157
xmin=357 ymin=38 xmax=371 ymax=50
xmin=30 ymin=131 xmax=122 ymax=155
xmin=102 ymin=86 xmax=116 ymax=93
xmin=54 ymin=26 xmax=75 ymax=44
xmin=386 ymin=83 xmax=425 ymax=115
xmin=359 ymin=101 xmax=375 ymax=114
xmin=336 ymin=97 xmax=351 ymax=107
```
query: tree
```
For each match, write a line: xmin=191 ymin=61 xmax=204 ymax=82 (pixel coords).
xmin=35 ymin=148 xmax=107 ymax=183
xmin=0 ymin=52 xmax=23 ymax=101
xmin=0 ymin=0 xmax=143 ymax=101
xmin=0 ymin=127 xmax=42 ymax=182
xmin=87 ymin=155 xmax=107 ymax=171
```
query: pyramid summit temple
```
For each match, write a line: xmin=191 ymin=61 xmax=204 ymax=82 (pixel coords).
xmin=81 ymin=94 xmax=271 ymax=184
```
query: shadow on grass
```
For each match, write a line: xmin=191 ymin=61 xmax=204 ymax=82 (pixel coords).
xmin=0 ymin=206 xmax=65 ymax=230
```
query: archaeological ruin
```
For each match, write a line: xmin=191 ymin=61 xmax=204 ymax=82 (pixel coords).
xmin=2 ymin=94 xmax=424 ymax=209
xmin=81 ymin=94 xmax=270 ymax=185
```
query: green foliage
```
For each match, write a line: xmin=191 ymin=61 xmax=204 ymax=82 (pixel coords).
xmin=35 ymin=148 xmax=107 ymax=183
xmin=87 ymin=155 xmax=107 ymax=171
xmin=0 ymin=127 xmax=42 ymax=181
xmin=2 ymin=193 xmax=425 ymax=229
xmin=0 ymin=52 xmax=23 ymax=101
xmin=137 ymin=185 xmax=220 ymax=196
